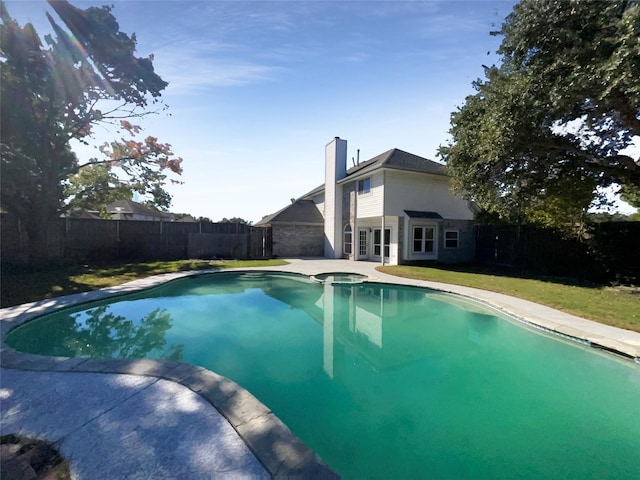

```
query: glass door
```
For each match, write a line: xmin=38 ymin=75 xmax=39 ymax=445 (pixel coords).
xmin=358 ymin=229 xmax=368 ymax=259
xmin=373 ymin=228 xmax=390 ymax=259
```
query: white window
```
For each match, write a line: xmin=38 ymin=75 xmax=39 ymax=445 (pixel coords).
xmin=357 ymin=177 xmax=371 ymax=195
xmin=343 ymin=224 xmax=352 ymax=255
xmin=412 ymin=226 xmax=435 ymax=253
xmin=444 ymin=230 xmax=459 ymax=248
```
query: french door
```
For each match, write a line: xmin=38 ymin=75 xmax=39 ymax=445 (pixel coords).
xmin=358 ymin=229 xmax=368 ymax=259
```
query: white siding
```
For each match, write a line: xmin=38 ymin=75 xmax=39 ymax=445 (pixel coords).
xmin=384 ymin=170 xmax=474 ymax=220
xmin=354 ymin=171 xmax=385 ymax=218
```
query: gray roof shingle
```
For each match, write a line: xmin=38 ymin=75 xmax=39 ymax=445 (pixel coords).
xmin=344 ymin=148 xmax=446 ymax=178
xmin=256 ymin=199 xmax=323 ymax=225
xmin=298 ymin=149 xmax=446 ymax=199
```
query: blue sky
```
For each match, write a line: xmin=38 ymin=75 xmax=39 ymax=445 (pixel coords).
xmin=6 ymin=0 xmax=585 ymax=221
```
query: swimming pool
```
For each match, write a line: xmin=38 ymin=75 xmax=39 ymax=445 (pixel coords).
xmin=6 ymin=271 xmax=640 ymax=478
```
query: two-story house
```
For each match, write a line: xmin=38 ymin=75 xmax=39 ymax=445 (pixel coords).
xmin=257 ymin=137 xmax=477 ymax=265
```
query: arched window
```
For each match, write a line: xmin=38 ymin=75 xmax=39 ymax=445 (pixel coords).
xmin=343 ymin=224 xmax=353 ymax=255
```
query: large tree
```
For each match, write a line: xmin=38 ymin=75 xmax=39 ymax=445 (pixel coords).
xmin=65 ymin=163 xmax=173 ymax=216
xmin=0 ymin=0 xmax=182 ymax=259
xmin=64 ymin=163 xmax=133 ymax=217
xmin=439 ymin=0 xmax=640 ymax=226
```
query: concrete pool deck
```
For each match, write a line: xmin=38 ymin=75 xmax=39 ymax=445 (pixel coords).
xmin=1 ymin=258 xmax=639 ymax=478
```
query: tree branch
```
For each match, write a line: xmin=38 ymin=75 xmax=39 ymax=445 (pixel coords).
xmin=607 ymin=88 xmax=640 ymax=136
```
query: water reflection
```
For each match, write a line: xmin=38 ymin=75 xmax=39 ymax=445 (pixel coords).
xmin=10 ymin=273 xmax=498 ymax=376
xmin=9 ymin=305 xmax=183 ymax=361
xmin=259 ymin=277 xmax=499 ymax=379
xmin=320 ymin=282 xmax=498 ymax=378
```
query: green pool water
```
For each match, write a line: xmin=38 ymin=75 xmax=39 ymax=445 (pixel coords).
xmin=7 ymin=271 xmax=640 ymax=479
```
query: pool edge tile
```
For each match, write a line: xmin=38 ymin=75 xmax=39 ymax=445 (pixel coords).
xmin=214 ymin=387 xmax=272 ymax=428
xmin=235 ymin=412 xmax=339 ymax=479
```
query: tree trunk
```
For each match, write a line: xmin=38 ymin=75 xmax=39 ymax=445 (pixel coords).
xmin=22 ymin=174 xmax=64 ymax=265
xmin=24 ymin=210 xmax=56 ymax=265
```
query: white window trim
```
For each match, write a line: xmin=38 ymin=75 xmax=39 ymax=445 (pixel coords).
xmin=356 ymin=177 xmax=371 ymax=196
xmin=343 ymin=224 xmax=353 ymax=255
xmin=358 ymin=228 xmax=368 ymax=258
xmin=444 ymin=229 xmax=459 ymax=249
xmin=406 ymin=221 xmax=439 ymax=260
xmin=372 ymin=227 xmax=391 ymax=260
xmin=411 ymin=226 xmax=435 ymax=254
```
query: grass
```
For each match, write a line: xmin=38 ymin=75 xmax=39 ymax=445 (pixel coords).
xmin=0 ymin=259 xmax=288 ymax=308
xmin=378 ymin=264 xmax=640 ymax=333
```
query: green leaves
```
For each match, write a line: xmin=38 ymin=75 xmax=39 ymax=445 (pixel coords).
xmin=46 ymin=0 xmax=168 ymax=106
xmin=440 ymin=0 xmax=640 ymax=227
xmin=65 ymin=164 xmax=133 ymax=217
xmin=0 ymin=1 xmax=182 ymax=260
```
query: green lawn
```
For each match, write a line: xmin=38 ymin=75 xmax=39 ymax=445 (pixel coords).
xmin=0 ymin=259 xmax=288 ymax=309
xmin=378 ymin=265 xmax=640 ymax=333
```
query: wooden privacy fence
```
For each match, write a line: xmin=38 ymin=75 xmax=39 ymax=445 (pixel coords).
xmin=0 ymin=215 xmax=272 ymax=263
xmin=475 ymin=222 xmax=640 ymax=283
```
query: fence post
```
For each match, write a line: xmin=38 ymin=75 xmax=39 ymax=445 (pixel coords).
xmin=262 ymin=228 xmax=266 ymax=258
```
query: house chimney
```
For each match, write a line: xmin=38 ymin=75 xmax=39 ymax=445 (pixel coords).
xmin=324 ymin=137 xmax=347 ymax=258
xmin=326 ymin=136 xmax=347 ymax=180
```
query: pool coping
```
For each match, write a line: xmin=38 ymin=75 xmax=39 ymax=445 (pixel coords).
xmin=0 ymin=268 xmax=340 ymax=479
xmin=2 ymin=260 xmax=639 ymax=477
xmin=376 ymin=276 xmax=640 ymax=363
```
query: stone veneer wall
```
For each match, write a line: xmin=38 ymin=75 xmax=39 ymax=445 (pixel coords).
xmin=272 ymin=224 xmax=324 ymax=257
xmin=341 ymin=181 xmax=356 ymax=225
xmin=437 ymin=219 xmax=475 ymax=263
xmin=342 ymin=182 xmax=357 ymax=260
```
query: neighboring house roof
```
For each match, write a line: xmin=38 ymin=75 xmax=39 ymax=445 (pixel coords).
xmin=106 ymin=200 xmax=168 ymax=219
xmin=256 ymin=199 xmax=323 ymax=226
xmin=341 ymin=148 xmax=446 ymax=180
xmin=167 ymin=213 xmax=197 ymax=222
xmin=62 ymin=208 xmax=102 ymax=220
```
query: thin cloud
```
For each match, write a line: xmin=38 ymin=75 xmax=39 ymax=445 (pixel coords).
xmin=339 ymin=53 xmax=371 ymax=63
xmin=162 ymin=60 xmax=284 ymax=92
xmin=152 ymin=40 xmax=286 ymax=93
xmin=178 ymin=1 xmax=299 ymax=34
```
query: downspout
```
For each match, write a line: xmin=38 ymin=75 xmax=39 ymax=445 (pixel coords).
xmin=353 ymin=188 xmax=357 ymax=262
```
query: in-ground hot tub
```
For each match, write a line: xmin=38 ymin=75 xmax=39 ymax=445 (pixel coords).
xmin=311 ymin=272 xmax=368 ymax=284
